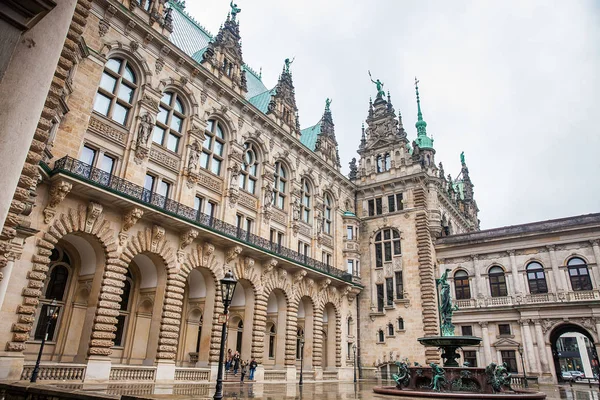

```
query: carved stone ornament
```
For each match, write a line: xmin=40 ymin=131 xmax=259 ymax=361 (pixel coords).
xmin=319 ymin=278 xmax=331 ymax=291
xmin=135 ymin=113 xmax=154 ymax=163
xmin=202 ymin=242 xmax=215 ymax=266
xmin=244 ymin=257 xmax=255 ymax=273
xmin=85 ymin=202 xmax=103 ymax=234
xmin=187 ymin=140 xmax=201 ymax=173
xmin=155 ymin=58 xmax=165 ymax=75
xmin=44 ymin=180 xmax=73 ymax=223
xmin=151 ymin=225 xmax=165 ymax=253
xmin=225 ymin=245 xmax=243 ymax=265
xmin=262 ymin=258 xmax=278 ymax=277
xmin=122 ymin=208 xmax=144 ymax=232
xmin=98 ymin=20 xmax=109 ymax=37
xmin=180 ymin=228 xmax=199 ymax=250
xmin=293 ymin=270 xmax=307 ymax=284
xmin=125 ymin=21 xmax=136 ymax=36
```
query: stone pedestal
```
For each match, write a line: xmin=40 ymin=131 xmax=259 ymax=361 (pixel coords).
xmin=313 ymin=366 xmax=323 ymax=380
xmin=84 ymin=356 xmax=112 ymax=383
xmin=286 ymin=365 xmax=297 ymax=381
xmin=253 ymin=364 xmax=265 ymax=382
xmin=155 ymin=360 xmax=176 ymax=383
xmin=210 ymin=362 xmax=219 ymax=382
xmin=337 ymin=366 xmax=354 ymax=381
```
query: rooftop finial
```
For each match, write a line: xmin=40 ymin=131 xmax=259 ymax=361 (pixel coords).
xmin=325 ymin=98 xmax=332 ymax=112
xmin=284 ymin=57 xmax=295 ymax=73
xmin=230 ymin=1 xmax=241 ymax=21
xmin=415 ymin=76 xmax=424 ymax=123
xmin=414 ymin=76 xmax=434 ymax=149
xmin=259 ymin=67 xmax=262 ymax=79
xmin=460 ymin=151 xmax=465 ymax=165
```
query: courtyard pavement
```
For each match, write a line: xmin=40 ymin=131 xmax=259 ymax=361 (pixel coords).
xmin=52 ymin=380 xmax=600 ymax=400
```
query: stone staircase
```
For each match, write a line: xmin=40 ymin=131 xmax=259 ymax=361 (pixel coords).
xmin=223 ymin=369 xmax=254 ymax=383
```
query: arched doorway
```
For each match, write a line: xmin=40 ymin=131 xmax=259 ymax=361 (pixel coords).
xmin=551 ymin=323 xmax=600 ymax=381
xmin=226 ymin=279 xmax=254 ymax=360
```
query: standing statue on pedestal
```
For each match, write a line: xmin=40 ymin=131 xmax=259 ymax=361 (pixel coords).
xmin=368 ymin=70 xmax=385 ymax=98
xmin=230 ymin=1 xmax=241 ymax=20
xmin=284 ymin=57 xmax=295 ymax=73
xmin=437 ymin=269 xmax=459 ymax=336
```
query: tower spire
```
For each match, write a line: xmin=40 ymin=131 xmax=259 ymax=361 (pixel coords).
xmin=414 ymin=77 xmax=434 ymax=149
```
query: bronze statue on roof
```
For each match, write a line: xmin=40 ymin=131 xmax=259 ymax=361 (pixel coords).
xmin=368 ymin=71 xmax=385 ymax=98
xmin=230 ymin=1 xmax=241 ymax=20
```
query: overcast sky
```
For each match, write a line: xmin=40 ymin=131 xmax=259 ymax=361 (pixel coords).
xmin=185 ymin=0 xmax=600 ymax=229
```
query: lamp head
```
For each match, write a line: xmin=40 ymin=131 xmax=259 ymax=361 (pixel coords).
xmin=47 ymin=299 xmax=59 ymax=319
xmin=518 ymin=344 xmax=523 ymax=354
xmin=220 ymin=271 xmax=238 ymax=308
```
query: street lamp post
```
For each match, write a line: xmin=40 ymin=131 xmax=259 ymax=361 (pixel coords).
xmin=299 ymin=335 xmax=305 ymax=386
xmin=518 ymin=344 xmax=528 ymax=388
xmin=213 ymin=271 xmax=238 ymax=400
xmin=31 ymin=300 xmax=59 ymax=383
xmin=352 ymin=343 xmax=357 ymax=383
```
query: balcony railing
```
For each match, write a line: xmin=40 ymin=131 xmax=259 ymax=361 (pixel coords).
xmin=51 ymin=157 xmax=353 ymax=283
xmin=454 ymin=289 xmax=600 ymax=309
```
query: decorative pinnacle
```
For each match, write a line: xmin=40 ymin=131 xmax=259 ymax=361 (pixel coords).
xmin=415 ymin=76 xmax=428 ymax=134
xmin=259 ymin=67 xmax=262 ymax=79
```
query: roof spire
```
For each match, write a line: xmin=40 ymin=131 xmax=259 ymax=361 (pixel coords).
xmin=259 ymin=67 xmax=262 ymax=79
xmin=414 ymin=77 xmax=434 ymax=149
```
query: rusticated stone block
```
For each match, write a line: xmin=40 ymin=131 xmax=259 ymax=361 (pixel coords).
xmin=32 ymin=255 xmax=50 ymax=264
xmin=161 ymin=318 xmax=179 ymax=326
xmin=105 ymin=265 xmax=127 ymax=275
xmin=101 ymin=285 xmax=123 ymax=295
xmin=6 ymin=342 xmax=26 ymax=351
xmin=31 ymin=264 xmax=49 ymax=273
xmin=96 ymin=308 xmax=119 ymax=317
xmin=163 ymin=305 xmax=182 ymax=313
xmin=13 ymin=332 xmax=30 ymax=342
xmin=99 ymin=293 xmax=121 ymax=302
xmin=89 ymin=339 xmax=114 ymax=348
xmin=157 ymin=352 xmax=176 ymax=359
xmin=93 ymin=323 xmax=117 ymax=332
xmin=164 ymin=292 xmax=183 ymax=300
xmin=160 ymin=331 xmax=178 ymax=339
xmin=164 ymin=298 xmax=182 ymax=306
xmin=23 ymin=297 xmax=39 ymax=306
xmin=161 ymin=325 xmax=179 ymax=332
xmin=18 ymin=315 xmax=35 ymax=324
xmin=157 ymin=344 xmax=177 ymax=352
xmin=102 ymin=278 xmax=125 ymax=288
xmin=28 ymin=280 xmax=44 ymax=289
xmin=159 ymin=338 xmax=178 ymax=346
xmin=91 ymin=331 xmax=115 ymax=339
xmin=161 ymin=311 xmax=180 ymax=319
xmin=22 ymin=288 xmax=42 ymax=297
xmin=95 ymin=315 xmax=118 ymax=324
xmin=103 ymin=271 xmax=126 ymax=281
xmin=98 ymin=300 xmax=120 ymax=310
xmin=11 ymin=323 xmax=32 ymax=332
xmin=88 ymin=347 xmax=112 ymax=356
xmin=27 ymin=271 xmax=46 ymax=281
xmin=38 ymin=248 xmax=52 ymax=257
xmin=17 ymin=305 xmax=36 ymax=315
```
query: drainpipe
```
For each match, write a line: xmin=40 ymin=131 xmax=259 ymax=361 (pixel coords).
xmin=356 ymin=292 xmax=362 ymax=379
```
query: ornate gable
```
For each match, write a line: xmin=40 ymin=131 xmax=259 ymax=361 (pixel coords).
xmin=358 ymin=91 xmax=407 ymax=155
xmin=200 ymin=7 xmax=247 ymax=94
xmin=267 ymin=59 xmax=300 ymax=137
xmin=314 ymin=99 xmax=341 ymax=169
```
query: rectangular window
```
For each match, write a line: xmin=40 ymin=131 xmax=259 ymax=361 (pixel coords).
xmin=376 ymin=198 xmax=382 ymax=215
xmin=395 ymin=271 xmax=404 ymax=299
xmin=386 ymin=278 xmax=394 ymax=306
xmin=376 ymin=284 xmax=384 ymax=312
xmin=206 ymin=201 xmax=216 ymax=218
xmin=322 ymin=253 xmax=331 ymax=266
xmin=368 ymin=200 xmax=375 ymax=216
xmin=384 ymin=242 xmax=392 ymax=261
xmin=80 ymin=145 xmax=97 ymax=166
xmin=463 ymin=351 xmax=477 ymax=367
xmin=270 ymin=229 xmax=284 ymax=252
xmin=298 ymin=242 xmax=310 ymax=259
xmin=100 ymin=154 xmax=115 ymax=174
xmin=347 ymin=260 xmax=354 ymax=274
xmin=501 ymin=350 xmax=518 ymax=373
xmin=375 ymin=243 xmax=383 ymax=268
xmin=388 ymin=195 xmax=395 ymax=213
xmin=498 ymin=324 xmax=511 ymax=336
xmin=396 ymin=193 xmax=403 ymax=210
xmin=461 ymin=325 xmax=473 ymax=336
xmin=143 ymin=174 xmax=155 ymax=202
xmin=347 ymin=226 xmax=354 ymax=240
xmin=194 ymin=196 xmax=204 ymax=213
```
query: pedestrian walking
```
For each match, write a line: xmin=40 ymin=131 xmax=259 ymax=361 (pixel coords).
xmin=233 ymin=351 xmax=241 ymax=375
xmin=249 ymin=358 xmax=257 ymax=381
xmin=240 ymin=360 xmax=248 ymax=382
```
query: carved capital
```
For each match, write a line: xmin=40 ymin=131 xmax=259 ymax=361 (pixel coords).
xmin=590 ymin=239 xmax=600 ymax=247
xmin=319 ymin=278 xmax=331 ymax=291
xmin=546 ymin=244 xmax=556 ymax=252
xmin=179 ymin=228 xmax=199 ymax=250
xmin=478 ymin=321 xmax=488 ymax=328
xmin=470 ymin=254 xmax=479 ymax=262
xmin=225 ymin=245 xmax=243 ymax=265
xmin=293 ymin=270 xmax=307 ymax=284
xmin=262 ymin=258 xmax=278 ymax=277
xmin=201 ymin=242 xmax=215 ymax=266
xmin=122 ymin=208 xmax=144 ymax=232
xmin=507 ymin=250 xmax=516 ymax=256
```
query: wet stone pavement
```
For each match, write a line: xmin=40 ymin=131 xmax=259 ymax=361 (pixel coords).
xmin=51 ymin=381 xmax=600 ymax=400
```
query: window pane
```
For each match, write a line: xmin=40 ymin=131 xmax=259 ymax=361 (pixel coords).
xmin=239 ymin=174 xmax=246 ymax=189
xmin=211 ymin=159 xmax=221 ymax=175
xmin=170 ymin=115 xmax=183 ymax=132
xmin=347 ymin=226 xmax=353 ymax=240
xmin=384 ymin=230 xmax=390 ymax=240
xmin=375 ymin=243 xmax=382 ymax=268
xmin=93 ymin=93 xmax=111 ymax=116
xmin=277 ymin=195 xmax=284 ymax=209
xmin=157 ymin=181 xmax=170 ymax=197
xmin=214 ymin=141 xmax=224 ymax=156
xmin=99 ymin=73 xmax=117 ymax=93
xmin=194 ymin=196 xmax=203 ymax=211
xmin=112 ymin=103 xmax=128 ymax=125
xmin=205 ymin=202 xmax=214 ymax=217
xmin=200 ymin=152 xmax=209 ymax=168
xmin=166 ymin=133 xmax=179 ymax=152
xmin=144 ymin=174 xmax=155 ymax=191
xmin=174 ymin=98 xmax=184 ymax=113
xmin=384 ymin=242 xmax=392 ymax=261
xmin=80 ymin=146 xmax=96 ymax=165
xmin=157 ymin=106 xmax=168 ymax=124
xmin=123 ymin=65 xmax=136 ymax=83
xmin=203 ymin=136 xmax=212 ymax=149
xmin=215 ymin=124 xmax=224 ymax=138
xmin=393 ymin=240 xmax=401 ymax=255
xmin=388 ymin=195 xmax=395 ymax=212
xmin=106 ymin=58 xmax=122 ymax=73
xmin=250 ymin=164 xmax=257 ymax=176
xmin=100 ymin=154 xmax=115 ymax=174
xmin=153 ymin=126 xmax=165 ymax=145
xmin=117 ymin=83 xmax=135 ymax=103
xmin=247 ymin=179 xmax=255 ymax=194
xmin=161 ymin=92 xmax=173 ymax=105
xmin=279 ymin=180 xmax=285 ymax=192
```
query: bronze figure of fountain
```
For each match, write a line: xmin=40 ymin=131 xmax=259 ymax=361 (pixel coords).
xmin=373 ymin=269 xmax=547 ymax=399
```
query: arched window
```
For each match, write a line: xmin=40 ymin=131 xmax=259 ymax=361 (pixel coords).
xmin=388 ymin=323 xmax=394 ymax=336
xmin=323 ymin=194 xmax=333 ymax=234
xmin=385 ymin=153 xmax=391 ymax=170
xmin=376 ymin=155 xmax=383 ymax=173
xmin=201 ymin=119 xmax=225 ymax=175
xmin=378 ymin=329 xmax=384 ymax=343
xmin=454 ymin=270 xmax=471 ymax=300
xmin=398 ymin=318 xmax=404 ymax=330
xmin=489 ymin=266 xmax=508 ymax=297
xmin=236 ymin=320 xmax=244 ymax=352
xmin=268 ymin=324 xmax=276 ymax=359
xmin=568 ymin=257 xmax=593 ymax=291
xmin=114 ymin=270 xmax=133 ymax=347
xmin=153 ymin=91 xmax=185 ymax=152
xmin=374 ymin=229 xmax=401 ymax=268
xmin=300 ymin=178 xmax=311 ymax=223
xmin=93 ymin=57 xmax=138 ymax=126
xmin=526 ymin=262 xmax=548 ymax=294
xmin=34 ymin=247 xmax=71 ymax=341
xmin=296 ymin=327 xmax=304 ymax=360
xmin=240 ymin=142 xmax=258 ymax=194
xmin=272 ymin=161 xmax=287 ymax=209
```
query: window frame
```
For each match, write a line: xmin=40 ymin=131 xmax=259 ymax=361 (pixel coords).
xmin=93 ymin=57 xmax=138 ymax=126
xmin=526 ymin=262 xmax=548 ymax=294
xmin=567 ymin=257 xmax=593 ymax=291
xmin=489 ymin=266 xmax=508 ymax=297
xmin=300 ymin=178 xmax=312 ymax=224
xmin=323 ymin=194 xmax=333 ymax=235
xmin=153 ymin=91 xmax=186 ymax=153
xmin=454 ymin=270 xmax=471 ymax=300
xmin=375 ymin=228 xmax=402 ymax=268
xmin=395 ymin=271 xmax=404 ymax=299
xmin=201 ymin=119 xmax=226 ymax=176
xmin=272 ymin=161 xmax=287 ymax=210
xmin=240 ymin=142 xmax=259 ymax=195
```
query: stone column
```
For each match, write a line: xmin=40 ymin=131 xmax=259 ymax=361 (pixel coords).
xmin=520 ymin=319 xmax=540 ymax=374
xmin=285 ymin=301 xmax=299 ymax=381
xmin=508 ymin=250 xmax=521 ymax=294
xmin=0 ymin=259 xmax=14 ymax=309
xmin=313 ymin=307 xmax=324 ymax=379
xmin=589 ymin=240 xmax=600 ymax=288
xmin=547 ymin=245 xmax=566 ymax=292
xmin=533 ymin=320 xmax=550 ymax=373
xmin=478 ymin=322 xmax=492 ymax=365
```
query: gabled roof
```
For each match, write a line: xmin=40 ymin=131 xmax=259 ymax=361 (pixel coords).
xmin=244 ymin=66 xmax=268 ymax=98
xmin=169 ymin=3 xmax=212 ymax=57
xmin=300 ymin=122 xmax=321 ymax=151
xmin=248 ymin=88 xmax=275 ymax=113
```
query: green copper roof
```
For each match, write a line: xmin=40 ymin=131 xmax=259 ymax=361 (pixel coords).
xmin=343 ymin=210 xmax=357 ymax=217
xmin=300 ymin=122 xmax=321 ymax=151
xmin=248 ymin=88 xmax=275 ymax=113
xmin=169 ymin=3 xmax=212 ymax=57
xmin=169 ymin=2 xmax=268 ymax=102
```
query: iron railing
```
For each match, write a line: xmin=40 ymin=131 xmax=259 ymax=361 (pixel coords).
xmin=51 ymin=157 xmax=353 ymax=282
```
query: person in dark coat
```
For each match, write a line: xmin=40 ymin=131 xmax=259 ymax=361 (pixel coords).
xmin=249 ymin=358 xmax=258 ymax=381
xmin=240 ymin=360 xmax=248 ymax=382
xmin=233 ymin=351 xmax=241 ymax=375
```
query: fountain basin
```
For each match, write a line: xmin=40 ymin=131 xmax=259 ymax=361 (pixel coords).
xmin=373 ymin=386 xmax=546 ymax=399
xmin=418 ymin=336 xmax=482 ymax=367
